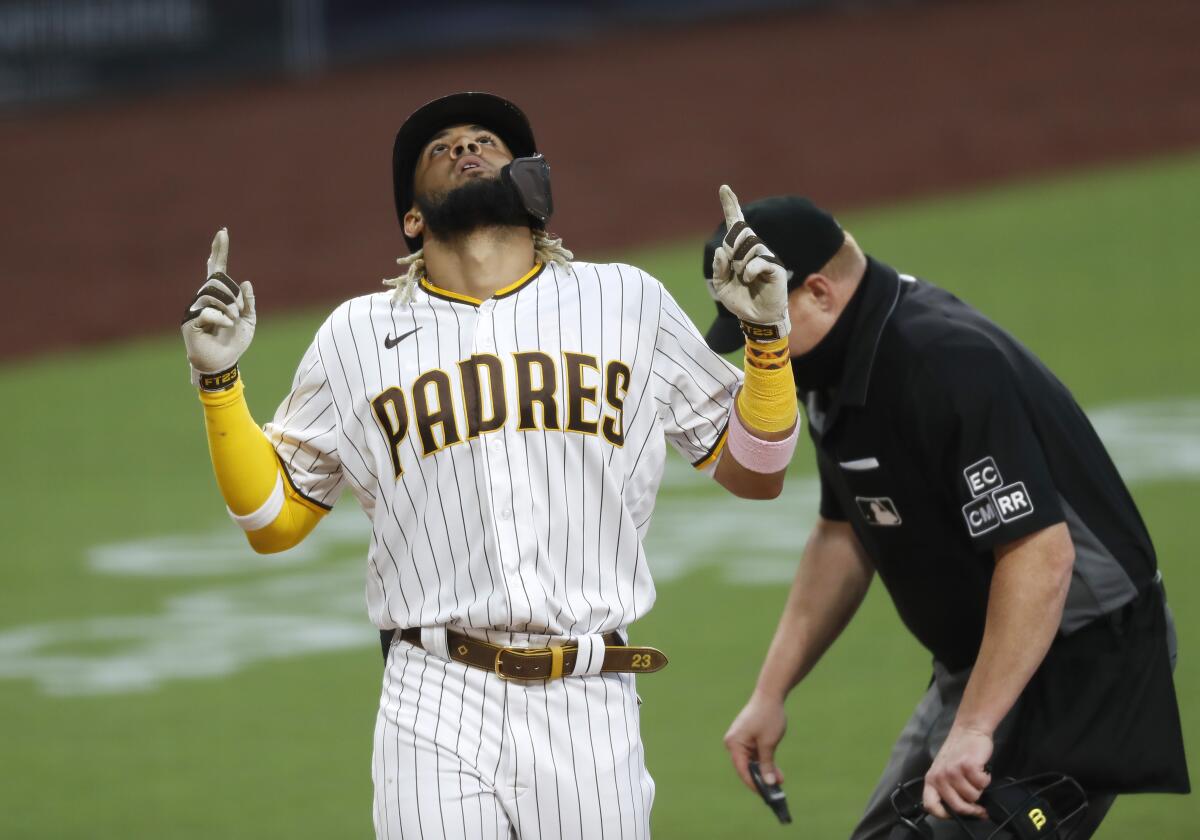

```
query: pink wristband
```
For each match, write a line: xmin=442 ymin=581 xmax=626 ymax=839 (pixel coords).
xmin=726 ymin=406 xmax=800 ymax=473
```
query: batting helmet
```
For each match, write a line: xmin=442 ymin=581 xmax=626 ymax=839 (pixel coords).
xmin=392 ymin=92 xmax=550 ymax=252
xmin=887 ymin=772 xmax=1088 ymax=839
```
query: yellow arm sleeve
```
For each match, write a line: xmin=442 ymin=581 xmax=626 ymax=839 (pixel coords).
xmin=736 ymin=337 xmax=799 ymax=433
xmin=198 ymin=378 xmax=327 ymax=554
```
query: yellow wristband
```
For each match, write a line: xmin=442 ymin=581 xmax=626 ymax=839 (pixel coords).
xmin=736 ymin=337 xmax=798 ymax=433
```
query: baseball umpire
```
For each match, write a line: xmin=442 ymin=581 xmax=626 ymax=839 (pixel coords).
xmin=709 ymin=197 xmax=1189 ymax=838
xmin=180 ymin=92 xmax=800 ymax=839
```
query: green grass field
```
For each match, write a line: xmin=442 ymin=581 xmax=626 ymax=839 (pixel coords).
xmin=3 ymin=151 xmax=1198 ymax=837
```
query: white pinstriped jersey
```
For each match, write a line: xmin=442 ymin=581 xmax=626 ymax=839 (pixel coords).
xmin=264 ymin=260 xmax=740 ymax=638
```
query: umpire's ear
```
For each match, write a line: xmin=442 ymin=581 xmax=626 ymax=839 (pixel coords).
xmin=403 ymin=208 xmax=424 ymax=241
xmin=800 ymin=273 xmax=836 ymax=312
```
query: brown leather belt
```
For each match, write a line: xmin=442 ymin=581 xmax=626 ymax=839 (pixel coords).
xmin=398 ymin=628 xmax=668 ymax=682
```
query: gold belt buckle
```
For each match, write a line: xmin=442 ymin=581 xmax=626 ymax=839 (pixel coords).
xmin=494 ymin=644 xmax=566 ymax=682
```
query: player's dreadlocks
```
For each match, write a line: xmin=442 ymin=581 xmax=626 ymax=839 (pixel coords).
xmin=385 ymin=230 xmax=574 ymax=304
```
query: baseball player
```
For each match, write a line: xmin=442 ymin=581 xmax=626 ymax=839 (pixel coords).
xmin=180 ymin=92 xmax=800 ymax=839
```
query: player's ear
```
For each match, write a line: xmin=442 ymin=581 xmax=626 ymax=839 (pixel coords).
xmin=403 ymin=208 xmax=424 ymax=240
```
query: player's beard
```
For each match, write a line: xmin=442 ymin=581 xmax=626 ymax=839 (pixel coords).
xmin=416 ymin=175 xmax=530 ymax=242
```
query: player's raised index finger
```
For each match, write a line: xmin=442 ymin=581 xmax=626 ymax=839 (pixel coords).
xmin=208 ymin=228 xmax=229 ymax=277
xmin=719 ymin=185 xmax=744 ymax=227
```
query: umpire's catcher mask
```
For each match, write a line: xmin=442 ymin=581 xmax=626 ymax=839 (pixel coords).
xmin=393 ymin=92 xmax=552 ymax=252
xmin=886 ymin=773 xmax=1088 ymax=839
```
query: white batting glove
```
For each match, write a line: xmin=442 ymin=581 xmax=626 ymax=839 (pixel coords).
xmin=707 ymin=185 xmax=790 ymax=343
xmin=180 ymin=228 xmax=256 ymax=388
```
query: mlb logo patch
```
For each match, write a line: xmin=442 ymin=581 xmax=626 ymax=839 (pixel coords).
xmin=962 ymin=495 xmax=1001 ymax=537
xmin=992 ymin=482 xmax=1034 ymax=523
xmin=963 ymin=457 xmax=1003 ymax=498
xmin=856 ymin=497 xmax=902 ymax=527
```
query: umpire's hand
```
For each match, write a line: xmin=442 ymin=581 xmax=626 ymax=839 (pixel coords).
xmin=724 ymin=689 xmax=788 ymax=794
xmin=923 ymin=724 xmax=992 ymax=819
xmin=180 ymin=229 xmax=257 ymax=384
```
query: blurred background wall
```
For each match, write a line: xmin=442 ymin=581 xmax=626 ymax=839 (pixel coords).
xmin=3 ymin=0 xmax=1198 ymax=358
xmin=1 ymin=0 xmax=893 ymax=106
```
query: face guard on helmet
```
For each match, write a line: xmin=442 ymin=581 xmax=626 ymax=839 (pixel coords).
xmin=886 ymin=773 xmax=1088 ymax=839
xmin=392 ymin=91 xmax=554 ymax=252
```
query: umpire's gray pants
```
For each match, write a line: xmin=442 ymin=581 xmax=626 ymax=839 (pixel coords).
xmin=848 ymin=661 xmax=1116 ymax=840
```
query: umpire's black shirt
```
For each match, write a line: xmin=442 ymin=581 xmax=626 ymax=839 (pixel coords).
xmin=806 ymin=257 xmax=1159 ymax=672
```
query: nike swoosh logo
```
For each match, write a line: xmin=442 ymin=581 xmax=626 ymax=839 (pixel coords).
xmin=384 ymin=327 xmax=421 ymax=350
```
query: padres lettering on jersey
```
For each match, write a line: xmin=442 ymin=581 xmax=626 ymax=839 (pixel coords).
xmin=264 ymin=261 xmax=739 ymax=639
xmin=370 ymin=351 xmax=632 ymax=475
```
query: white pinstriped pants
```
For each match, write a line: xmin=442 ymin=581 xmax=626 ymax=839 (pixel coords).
xmin=373 ymin=639 xmax=655 ymax=839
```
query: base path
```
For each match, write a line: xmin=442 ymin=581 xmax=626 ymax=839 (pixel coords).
xmin=2 ymin=0 xmax=1198 ymax=357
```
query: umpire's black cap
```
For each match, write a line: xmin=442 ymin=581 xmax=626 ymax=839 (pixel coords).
xmin=703 ymin=195 xmax=846 ymax=353
xmin=393 ymin=92 xmax=538 ymax=251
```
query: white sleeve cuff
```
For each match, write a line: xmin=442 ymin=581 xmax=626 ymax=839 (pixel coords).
xmin=226 ymin=473 xmax=285 ymax=532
